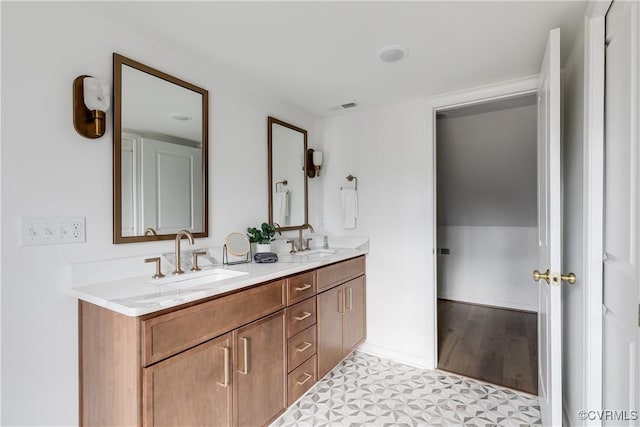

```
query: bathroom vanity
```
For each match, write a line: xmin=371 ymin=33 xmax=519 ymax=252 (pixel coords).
xmin=76 ymin=253 xmax=366 ymax=427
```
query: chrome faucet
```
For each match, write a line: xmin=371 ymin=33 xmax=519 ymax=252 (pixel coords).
xmin=299 ymin=223 xmax=315 ymax=251
xmin=173 ymin=230 xmax=195 ymax=275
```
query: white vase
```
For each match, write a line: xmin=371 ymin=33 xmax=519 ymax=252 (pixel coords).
xmin=254 ymin=243 xmax=272 ymax=253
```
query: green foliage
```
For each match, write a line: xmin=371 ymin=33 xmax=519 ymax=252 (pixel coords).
xmin=246 ymin=222 xmax=281 ymax=244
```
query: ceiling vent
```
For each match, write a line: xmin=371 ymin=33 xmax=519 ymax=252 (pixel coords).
xmin=328 ymin=102 xmax=359 ymax=112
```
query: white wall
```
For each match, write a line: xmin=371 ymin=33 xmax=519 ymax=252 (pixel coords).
xmin=437 ymin=226 xmax=538 ymax=311
xmin=0 ymin=3 xmax=315 ymax=425
xmin=435 ymin=102 xmax=538 ymax=311
xmin=315 ymin=99 xmax=434 ymax=367
xmin=436 ymin=104 xmax=538 ymax=227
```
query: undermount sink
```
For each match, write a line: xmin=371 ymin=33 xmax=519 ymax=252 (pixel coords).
xmin=132 ymin=292 xmax=202 ymax=307
xmin=146 ymin=267 xmax=248 ymax=287
xmin=292 ymin=248 xmax=341 ymax=258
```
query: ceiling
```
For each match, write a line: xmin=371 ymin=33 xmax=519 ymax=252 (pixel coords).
xmin=95 ymin=1 xmax=588 ymax=118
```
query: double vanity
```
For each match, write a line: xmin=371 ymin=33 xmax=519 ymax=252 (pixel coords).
xmin=73 ymin=248 xmax=367 ymax=426
xmin=72 ymin=53 xmax=366 ymax=426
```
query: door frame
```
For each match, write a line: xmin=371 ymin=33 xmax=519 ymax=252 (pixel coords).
xmin=581 ymin=1 xmax=610 ymax=421
xmin=426 ymin=2 xmax=609 ymax=420
xmin=427 ymin=75 xmax=539 ymax=368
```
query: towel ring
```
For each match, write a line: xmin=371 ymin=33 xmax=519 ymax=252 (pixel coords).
xmin=341 ymin=175 xmax=358 ymax=190
xmin=276 ymin=180 xmax=288 ymax=192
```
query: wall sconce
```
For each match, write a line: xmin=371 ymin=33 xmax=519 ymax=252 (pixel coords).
xmin=307 ymin=149 xmax=323 ymax=178
xmin=73 ymin=75 xmax=110 ymax=139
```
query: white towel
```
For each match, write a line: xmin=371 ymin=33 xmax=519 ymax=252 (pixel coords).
xmin=341 ymin=188 xmax=358 ymax=229
xmin=274 ymin=190 xmax=289 ymax=225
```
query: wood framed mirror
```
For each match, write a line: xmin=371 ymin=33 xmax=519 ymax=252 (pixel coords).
xmin=113 ymin=53 xmax=209 ymax=243
xmin=268 ymin=117 xmax=308 ymax=231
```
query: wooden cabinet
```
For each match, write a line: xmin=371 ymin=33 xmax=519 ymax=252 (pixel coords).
xmin=317 ymin=285 xmax=345 ymax=377
xmin=79 ymin=256 xmax=365 ymax=427
xmin=234 ymin=311 xmax=287 ymax=427
xmin=317 ymin=271 xmax=366 ymax=378
xmin=286 ymin=270 xmax=315 ymax=305
xmin=287 ymin=355 xmax=317 ymax=404
xmin=284 ymin=271 xmax=319 ymax=405
xmin=343 ymin=276 xmax=366 ymax=353
xmin=143 ymin=333 xmax=233 ymax=427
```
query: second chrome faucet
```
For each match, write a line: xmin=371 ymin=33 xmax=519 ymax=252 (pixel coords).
xmin=287 ymin=223 xmax=315 ymax=253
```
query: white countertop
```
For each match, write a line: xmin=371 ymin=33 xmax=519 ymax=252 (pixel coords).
xmin=69 ymin=246 xmax=367 ymax=317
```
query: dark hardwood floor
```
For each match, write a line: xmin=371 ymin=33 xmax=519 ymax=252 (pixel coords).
xmin=437 ymin=299 xmax=538 ymax=395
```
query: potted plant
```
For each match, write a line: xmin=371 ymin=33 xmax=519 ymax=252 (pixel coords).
xmin=247 ymin=222 xmax=280 ymax=253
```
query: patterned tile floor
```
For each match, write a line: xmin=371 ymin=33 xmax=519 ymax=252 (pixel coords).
xmin=272 ymin=351 xmax=541 ymax=426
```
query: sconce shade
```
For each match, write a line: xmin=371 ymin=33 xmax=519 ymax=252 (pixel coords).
xmin=307 ymin=148 xmax=323 ymax=178
xmin=73 ymin=75 xmax=110 ymax=139
xmin=83 ymin=77 xmax=110 ymax=111
xmin=312 ymin=150 xmax=323 ymax=166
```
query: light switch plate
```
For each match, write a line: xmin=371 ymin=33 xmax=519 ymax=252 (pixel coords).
xmin=19 ymin=217 xmax=86 ymax=246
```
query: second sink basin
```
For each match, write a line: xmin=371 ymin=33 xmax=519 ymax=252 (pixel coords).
xmin=292 ymin=249 xmax=340 ymax=258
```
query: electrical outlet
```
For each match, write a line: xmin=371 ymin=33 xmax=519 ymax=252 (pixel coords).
xmin=19 ymin=217 xmax=86 ymax=246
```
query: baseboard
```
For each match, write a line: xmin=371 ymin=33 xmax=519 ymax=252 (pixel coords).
xmin=357 ymin=342 xmax=431 ymax=369
xmin=437 ymin=292 xmax=538 ymax=313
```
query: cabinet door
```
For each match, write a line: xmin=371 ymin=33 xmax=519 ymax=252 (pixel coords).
xmin=317 ymin=285 xmax=345 ymax=378
xmin=343 ymin=276 xmax=366 ymax=353
xmin=143 ymin=333 xmax=232 ymax=427
xmin=234 ymin=311 xmax=286 ymax=427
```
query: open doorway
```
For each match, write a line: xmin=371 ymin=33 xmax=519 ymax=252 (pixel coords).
xmin=435 ymin=93 xmax=539 ymax=395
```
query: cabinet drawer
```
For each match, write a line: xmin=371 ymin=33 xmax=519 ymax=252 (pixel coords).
xmin=286 ymin=297 xmax=316 ymax=338
xmin=317 ymin=256 xmax=365 ymax=292
xmin=286 ymin=271 xmax=316 ymax=306
xmin=287 ymin=355 xmax=317 ymax=405
xmin=287 ymin=325 xmax=316 ymax=372
xmin=142 ymin=280 xmax=285 ymax=365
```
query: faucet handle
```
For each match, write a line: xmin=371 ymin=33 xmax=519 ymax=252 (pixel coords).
xmin=286 ymin=239 xmax=297 ymax=254
xmin=144 ymin=257 xmax=165 ymax=279
xmin=304 ymin=238 xmax=313 ymax=251
xmin=191 ymin=251 xmax=207 ymax=272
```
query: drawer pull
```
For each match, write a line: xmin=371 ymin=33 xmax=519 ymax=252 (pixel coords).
xmin=294 ymin=312 xmax=312 ymax=321
xmin=338 ymin=290 xmax=344 ymax=314
xmin=217 ymin=346 xmax=230 ymax=387
xmin=294 ymin=284 xmax=312 ymax=292
xmin=238 ymin=337 xmax=249 ymax=375
xmin=346 ymin=287 xmax=353 ymax=311
xmin=295 ymin=342 xmax=312 ymax=353
xmin=296 ymin=373 xmax=313 ymax=386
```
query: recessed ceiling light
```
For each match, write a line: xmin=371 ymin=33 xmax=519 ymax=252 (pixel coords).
xmin=170 ymin=113 xmax=192 ymax=121
xmin=378 ymin=45 xmax=408 ymax=63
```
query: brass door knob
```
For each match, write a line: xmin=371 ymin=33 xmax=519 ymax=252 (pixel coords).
xmin=533 ymin=269 xmax=550 ymax=284
xmin=561 ymin=273 xmax=577 ymax=285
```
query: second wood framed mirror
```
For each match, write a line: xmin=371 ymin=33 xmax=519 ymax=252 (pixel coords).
xmin=268 ymin=117 xmax=308 ymax=231
xmin=113 ymin=53 xmax=209 ymax=243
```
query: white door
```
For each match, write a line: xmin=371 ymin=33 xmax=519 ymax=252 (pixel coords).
xmin=141 ymin=137 xmax=203 ymax=234
xmin=535 ymin=27 xmax=563 ymax=426
xmin=603 ymin=1 xmax=640 ymax=425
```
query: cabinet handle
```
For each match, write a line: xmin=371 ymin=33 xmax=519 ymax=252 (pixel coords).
xmin=238 ymin=337 xmax=249 ymax=375
xmin=217 ymin=346 xmax=230 ymax=387
xmin=294 ymin=284 xmax=312 ymax=291
xmin=338 ymin=290 xmax=344 ymax=314
xmin=346 ymin=287 xmax=353 ymax=311
xmin=294 ymin=312 xmax=312 ymax=321
xmin=295 ymin=342 xmax=312 ymax=352
xmin=296 ymin=373 xmax=313 ymax=386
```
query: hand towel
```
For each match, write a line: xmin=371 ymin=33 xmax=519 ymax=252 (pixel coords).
xmin=341 ymin=188 xmax=358 ymax=229
xmin=274 ymin=190 xmax=289 ymax=225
